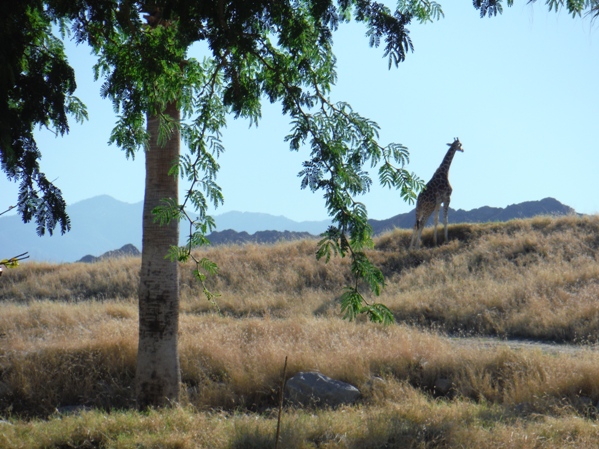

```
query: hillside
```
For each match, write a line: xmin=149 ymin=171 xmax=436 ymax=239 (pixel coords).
xmin=2 ymin=214 xmax=598 ymax=344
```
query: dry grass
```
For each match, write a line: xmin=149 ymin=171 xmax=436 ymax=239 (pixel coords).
xmin=375 ymin=215 xmax=599 ymax=341
xmin=4 ymin=309 xmax=599 ymax=447
xmin=4 ymin=214 xmax=598 ymax=341
xmin=4 ymin=305 xmax=599 ymax=414
xmin=3 ymin=214 xmax=599 ymax=447
xmin=4 ymin=402 xmax=599 ymax=449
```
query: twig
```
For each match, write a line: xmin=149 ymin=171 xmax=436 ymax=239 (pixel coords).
xmin=274 ymin=355 xmax=288 ymax=449
xmin=0 ymin=252 xmax=29 ymax=276
xmin=0 ymin=205 xmax=15 ymax=217
xmin=1 ymin=252 xmax=30 ymax=265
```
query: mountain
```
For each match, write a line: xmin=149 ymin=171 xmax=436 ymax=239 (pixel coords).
xmin=0 ymin=195 xmax=143 ymax=263
xmin=0 ymin=196 xmax=577 ymax=263
xmin=78 ymin=244 xmax=141 ymax=263
xmin=213 ymin=211 xmax=330 ymax=235
xmin=369 ymin=197 xmax=576 ymax=235
xmin=0 ymin=196 xmax=329 ymax=263
xmin=208 ymin=229 xmax=316 ymax=245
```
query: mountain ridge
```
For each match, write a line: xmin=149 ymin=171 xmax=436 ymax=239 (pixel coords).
xmin=0 ymin=195 xmax=576 ymax=262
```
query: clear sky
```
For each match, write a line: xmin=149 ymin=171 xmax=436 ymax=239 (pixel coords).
xmin=1 ymin=2 xmax=598 ymax=223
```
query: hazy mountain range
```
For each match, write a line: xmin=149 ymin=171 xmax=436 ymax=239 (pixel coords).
xmin=0 ymin=195 xmax=576 ymax=263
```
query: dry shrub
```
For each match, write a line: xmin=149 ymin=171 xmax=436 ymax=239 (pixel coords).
xmin=4 ymin=402 xmax=599 ymax=449
xmin=176 ymin=315 xmax=599 ymax=414
xmin=181 ymin=239 xmax=350 ymax=296
xmin=378 ymin=215 xmax=599 ymax=341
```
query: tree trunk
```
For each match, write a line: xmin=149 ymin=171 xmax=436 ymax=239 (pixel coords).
xmin=136 ymin=101 xmax=181 ymax=409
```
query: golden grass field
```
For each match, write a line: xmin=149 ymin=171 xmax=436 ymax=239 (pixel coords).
xmin=2 ymin=214 xmax=599 ymax=448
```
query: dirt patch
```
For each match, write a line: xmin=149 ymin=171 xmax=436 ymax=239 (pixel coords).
xmin=449 ymin=336 xmax=599 ymax=356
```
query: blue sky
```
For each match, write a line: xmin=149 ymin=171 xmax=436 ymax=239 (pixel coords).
xmin=1 ymin=2 xmax=598 ymax=223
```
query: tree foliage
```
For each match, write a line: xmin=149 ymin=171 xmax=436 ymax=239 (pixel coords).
xmin=473 ymin=0 xmax=599 ymax=18
xmin=0 ymin=1 xmax=87 ymax=235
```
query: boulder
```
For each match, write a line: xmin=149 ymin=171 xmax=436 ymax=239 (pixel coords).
xmin=285 ymin=371 xmax=360 ymax=408
xmin=434 ymin=377 xmax=453 ymax=396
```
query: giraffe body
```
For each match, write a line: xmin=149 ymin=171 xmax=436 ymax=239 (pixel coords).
xmin=409 ymin=138 xmax=463 ymax=250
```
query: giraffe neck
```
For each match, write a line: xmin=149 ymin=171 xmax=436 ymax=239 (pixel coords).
xmin=432 ymin=147 xmax=458 ymax=179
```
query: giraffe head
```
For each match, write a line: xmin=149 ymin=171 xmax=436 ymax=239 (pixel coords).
xmin=447 ymin=137 xmax=464 ymax=152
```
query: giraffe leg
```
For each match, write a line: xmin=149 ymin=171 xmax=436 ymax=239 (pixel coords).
xmin=443 ymin=200 xmax=450 ymax=243
xmin=410 ymin=216 xmax=422 ymax=250
xmin=432 ymin=204 xmax=441 ymax=246
xmin=416 ymin=224 xmax=425 ymax=249
xmin=409 ymin=224 xmax=418 ymax=249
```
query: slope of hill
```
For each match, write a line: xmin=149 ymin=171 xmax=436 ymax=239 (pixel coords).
xmin=208 ymin=229 xmax=316 ymax=245
xmin=3 ymin=214 xmax=598 ymax=347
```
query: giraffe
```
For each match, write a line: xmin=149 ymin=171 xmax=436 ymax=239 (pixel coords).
xmin=409 ymin=138 xmax=464 ymax=250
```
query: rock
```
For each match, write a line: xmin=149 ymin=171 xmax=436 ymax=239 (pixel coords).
xmin=433 ymin=377 xmax=453 ymax=396
xmin=285 ymin=371 xmax=360 ymax=408
xmin=514 ymin=402 xmax=533 ymax=415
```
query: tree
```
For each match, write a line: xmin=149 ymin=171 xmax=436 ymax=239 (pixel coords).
xmin=46 ymin=0 xmax=437 ymax=408
xmin=3 ymin=0 xmax=595 ymax=409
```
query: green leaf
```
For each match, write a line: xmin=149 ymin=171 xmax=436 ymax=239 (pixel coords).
xmin=398 ymin=1 xmax=445 ymax=23
xmin=152 ymin=198 xmax=182 ymax=226
xmin=199 ymin=257 xmax=219 ymax=276
xmin=340 ymin=287 xmax=364 ymax=321
xmin=165 ymin=245 xmax=189 ymax=263
xmin=362 ymin=303 xmax=394 ymax=324
xmin=351 ymin=252 xmax=385 ymax=296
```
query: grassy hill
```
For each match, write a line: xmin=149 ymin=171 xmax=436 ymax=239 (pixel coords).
xmin=2 ymin=214 xmax=599 ymax=448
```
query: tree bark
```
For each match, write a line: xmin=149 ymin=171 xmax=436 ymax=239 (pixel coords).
xmin=136 ymin=101 xmax=181 ymax=409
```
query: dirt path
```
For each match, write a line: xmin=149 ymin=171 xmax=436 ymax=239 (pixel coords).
xmin=448 ymin=336 xmax=599 ymax=356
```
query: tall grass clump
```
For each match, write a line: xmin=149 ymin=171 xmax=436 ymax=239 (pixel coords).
xmin=4 ymin=315 xmax=599 ymax=447
xmin=0 ymin=301 xmax=137 ymax=416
